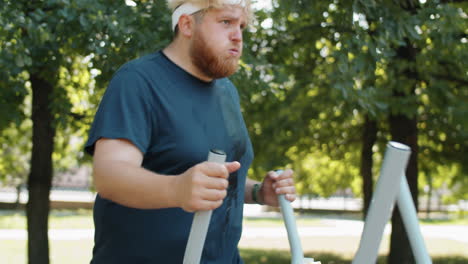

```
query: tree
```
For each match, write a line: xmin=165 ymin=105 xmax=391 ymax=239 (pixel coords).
xmin=0 ymin=119 xmax=31 ymax=207
xmin=237 ymin=1 xmax=467 ymax=263
xmin=0 ymin=1 xmax=171 ymax=263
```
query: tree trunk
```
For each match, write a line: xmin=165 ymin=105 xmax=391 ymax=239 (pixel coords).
xmin=16 ymin=183 xmax=22 ymax=209
xmin=388 ymin=113 xmax=418 ymax=264
xmin=360 ymin=115 xmax=377 ymax=218
xmin=426 ymin=174 xmax=433 ymax=219
xmin=27 ymin=73 xmax=55 ymax=264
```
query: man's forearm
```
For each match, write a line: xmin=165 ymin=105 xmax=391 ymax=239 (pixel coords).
xmin=93 ymin=160 xmax=178 ymax=209
xmin=244 ymin=178 xmax=262 ymax=204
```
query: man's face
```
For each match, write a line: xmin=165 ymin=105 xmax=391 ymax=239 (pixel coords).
xmin=189 ymin=6 xmax=247 ymax=79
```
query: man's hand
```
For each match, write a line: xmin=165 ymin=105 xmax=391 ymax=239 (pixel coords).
xmin=259 ymin=169 xmax=296 ymax=207
xmin=174 ymin=161 xmax=241 ymax=212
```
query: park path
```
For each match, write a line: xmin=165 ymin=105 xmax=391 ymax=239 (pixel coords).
xmin=1 ymin=218 xmax=467 ymax=244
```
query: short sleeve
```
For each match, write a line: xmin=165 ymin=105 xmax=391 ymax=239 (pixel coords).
xmin=84 ymin=68 xmax=156 ymax=156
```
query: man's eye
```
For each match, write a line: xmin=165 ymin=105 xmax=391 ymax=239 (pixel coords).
xmin=222 ymin=20 xmax=231 ymax=25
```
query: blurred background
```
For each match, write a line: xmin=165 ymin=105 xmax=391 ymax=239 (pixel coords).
xmin=0 ymin=0 xmax=467 ymax=263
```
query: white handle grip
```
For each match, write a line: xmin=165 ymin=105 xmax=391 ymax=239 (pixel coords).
xmin=183 ymin=150 xmax=226 ymax=264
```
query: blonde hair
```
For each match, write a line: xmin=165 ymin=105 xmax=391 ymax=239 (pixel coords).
xmin=167 ymin=0 xmax=252 ymax=22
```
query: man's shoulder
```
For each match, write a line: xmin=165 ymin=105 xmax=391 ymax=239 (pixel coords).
xmin=215 ymin=78 xmax=237 ymax=92
xmin=216 ymin=78 xmax=240 ymax=99
xmin=118 ymin=51 xmax=165 ymax=75
xmin=105 ymin=52 xmax=168 ymax=95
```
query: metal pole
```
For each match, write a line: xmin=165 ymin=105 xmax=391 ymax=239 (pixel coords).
xmin=353 ymin=142 xmax=411 ymax=264
xmin=397 ymin=177 xmax=432 ymax=264
xmin=277 ymin=170 xmax=318 ymax=264
xmin=183 ymin=150 xmax=226 ymax=264
xmin=279 ymin=194 xmax=305 ymax=264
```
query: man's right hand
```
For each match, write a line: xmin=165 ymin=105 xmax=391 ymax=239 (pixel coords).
xmin=174 ymin=161 xmax=241 ymax=212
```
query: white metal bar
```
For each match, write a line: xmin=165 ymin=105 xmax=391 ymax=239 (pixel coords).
xmin=183 ymin=150 xmax=227 ymax=264
xmin=279 ymin=194 xmax=305 ymax=264
xmin=277 ymin=170 xmax=319 ymax=264
xmin=353 ymin=142 xmax=411 ymax=264
xmin=397 ymin=176 xmax=432 ymax=264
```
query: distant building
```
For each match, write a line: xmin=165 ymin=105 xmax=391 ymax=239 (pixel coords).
xmin=52 ymin=166 xmax=92 ymax=190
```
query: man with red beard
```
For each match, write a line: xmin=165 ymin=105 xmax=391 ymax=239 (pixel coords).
xmin=84 ymin=0 xmax=297 ymax=263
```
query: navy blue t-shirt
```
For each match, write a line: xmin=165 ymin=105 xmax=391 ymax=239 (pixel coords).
xmin=85 ymin=51 xmax=254 ymax=263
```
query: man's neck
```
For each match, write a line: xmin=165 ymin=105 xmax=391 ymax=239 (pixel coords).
xmin=163 ymin=41 xmax=213 ymax=82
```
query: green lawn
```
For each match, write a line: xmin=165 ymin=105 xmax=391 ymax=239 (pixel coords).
xmin=0 ymin=209 xmax=93 ymax=229
xmin=0 ymin=239 xmax=94 ymax=264
xmin=1 ymin=240 xmax=467 ymax=264
xmin=241 ymin=249 xmax=468 ymax=264
xmin=1 ymin=209 xmax=466 ymax=229
xmin=1 ymin=209 xmax=467 ymax=264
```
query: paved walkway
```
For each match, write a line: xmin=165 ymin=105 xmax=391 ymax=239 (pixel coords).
xmin=2 ymin=218 xmax=467 ymax=244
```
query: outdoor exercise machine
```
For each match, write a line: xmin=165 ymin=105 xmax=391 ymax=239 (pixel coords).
xmin=304 ymin=142 xmax=432 ymax=264
xmin=353 ymin=141 xmax=432 ymax=264
xmin=183 ymin=142 xmax=432 ymax=264
xmin=182 ymin=150 xmax=319 ymax=264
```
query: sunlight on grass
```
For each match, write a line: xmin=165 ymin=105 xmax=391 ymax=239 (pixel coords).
xmin=240 ymin=249 xmax=468 ymax=264
xmin=1 ymin=240 xmax=467 ymax=264
xmin=1 ymin=209 xmax=467 ymax=263
xmin=0 ymin=209 xmax=93 ymax=229
xmin=420 ymin=217 xmax=468 ymax=226
xmin=1 ymin=210 xmax=466 ymax=230
xmin=0 ymin=239 xmax=93 ymax=264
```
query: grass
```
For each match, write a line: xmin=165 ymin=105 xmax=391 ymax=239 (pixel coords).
xmin=241 ymin=249 xmax=468 ymax=264
xmin=1 ymin=240 xmax=467 ymax=264
xmin=0 ymin=210 xmax=327 ymax=229
xmin=0 ymin=209 xmax=93 ymax=229
xmin=420 ymin=217 xmax=468 ymax=226
xmin=1 ymin=209 xmax=467 ymax=263
xmin=0 ymin=239 xmax=93 ymax=264
xmin=1 ymin=209 xmax=467 ymax=229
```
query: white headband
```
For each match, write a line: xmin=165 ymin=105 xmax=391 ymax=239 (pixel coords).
xmin=171 ymin=0 xmax=247 ymax=31
xmin=171 ymin=3 xmax=204 ymax=31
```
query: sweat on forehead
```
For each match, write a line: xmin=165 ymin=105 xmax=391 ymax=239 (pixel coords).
xmin=168 ymin=0 xmax=251 ymax=31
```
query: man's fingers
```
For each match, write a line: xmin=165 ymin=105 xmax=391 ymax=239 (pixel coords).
xmin=275 ymin=186 xmax=296 ymax=195
xmin=225 ymin=161 xmax=241 ymax=173
xmin=285 ymin=193 xmax=296 ymax=202
xmin=203 ymin=200 xmax=224 ymax=210
xmin=266 ymin=169 xmax=293 ymax=181
xmin=201 ymin=161 xmax=240 ymax=179
xmin=186 ymin=199 xmax=224 ymax=212
xmin=266 ymin=170 xmax=279 ymax=180
xmin=205 ymin=176 xmax=229 ymax=190
xmin=272 ymin=178 xmax=294 ymax=189
xmin=276 ymin=169 xmax=294 ymax=180
xmin=200 ymin=162 xmax=229 ymax=178
xmin=200 ymin=188 xmax=227 ymax=202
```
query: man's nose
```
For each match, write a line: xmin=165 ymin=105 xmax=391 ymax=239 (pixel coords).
xmin=230 ymin=27 xmax=242 ymax=43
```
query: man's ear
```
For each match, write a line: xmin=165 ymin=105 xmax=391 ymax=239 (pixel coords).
xmin=177 ymin=14 xmax=194 ymax=38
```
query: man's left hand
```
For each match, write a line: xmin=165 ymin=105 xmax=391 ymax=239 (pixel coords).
xmin=259 ymin=169 xmax=296 ymax=207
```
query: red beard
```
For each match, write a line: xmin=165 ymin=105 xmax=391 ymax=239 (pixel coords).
xmin=189 ymin=29 xmax=240 ymax=79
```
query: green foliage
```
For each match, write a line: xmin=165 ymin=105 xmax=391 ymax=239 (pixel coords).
xmin=0 ymin=0 xmax=173 ymax=181
xmin=235 ymin=0 xmax=468 ymax=201
xmin=0 ymin=120 xmax=31 ymax=186
xmin=0 ymin=0 xmax=466 ymax=207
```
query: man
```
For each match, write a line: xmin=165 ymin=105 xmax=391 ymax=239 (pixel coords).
xmin=85 ymin=0 xmax=297 ymax=263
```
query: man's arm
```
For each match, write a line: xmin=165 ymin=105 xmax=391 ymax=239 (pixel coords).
xmin=244 ymin=178 xmax=262 ymax=204
xmin=92 ymin=138 xmax=240 ymax=211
